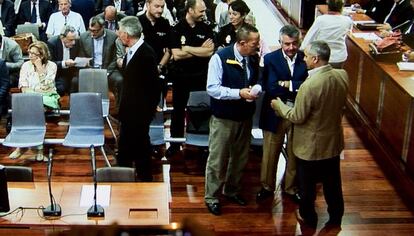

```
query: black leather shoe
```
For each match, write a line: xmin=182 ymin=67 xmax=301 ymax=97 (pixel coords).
xmin=283 ymin=192 xmax=301 ymax=204
xmin=325 ymin=219 xmax=342 ymax=227
xmin=205 ymin=202 xmax=221 ymax=215
xmin=225 ymin=194 xmax=247 ymax=206
xmin=256 ymin=188 xmax=274 ymax=202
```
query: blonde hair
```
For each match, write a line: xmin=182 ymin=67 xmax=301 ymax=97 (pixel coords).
xmin=28 ymin=41 xmax=50 ymax=64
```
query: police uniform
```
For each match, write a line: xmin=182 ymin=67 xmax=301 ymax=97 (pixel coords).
xmin=169 ymin=19 xmax=214 ymax=141
xmin=138 ymin=14 xmax=171 ymax=63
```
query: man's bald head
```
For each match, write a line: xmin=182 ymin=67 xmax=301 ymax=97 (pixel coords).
xmin=104 ymin=6 xmax=117 ymax=21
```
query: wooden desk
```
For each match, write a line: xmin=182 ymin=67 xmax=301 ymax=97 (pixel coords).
xmin=0 ymin=182 xmax=169 ymax=228
xmin=316 ymin=5 xmax=414 ymax=203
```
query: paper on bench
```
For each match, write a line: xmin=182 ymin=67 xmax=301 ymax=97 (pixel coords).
xmin=80 ymin=185 xmax=111 ymax=207
xmin=397 ymin=62 xmax=414 ymax=71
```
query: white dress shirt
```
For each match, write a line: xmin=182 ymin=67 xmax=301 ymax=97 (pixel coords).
xmin=46 ymin=10 xmax=86 ymax=36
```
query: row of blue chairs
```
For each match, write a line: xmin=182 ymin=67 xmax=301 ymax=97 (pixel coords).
xmin=2 ymin=92 xmax=111 ymax=167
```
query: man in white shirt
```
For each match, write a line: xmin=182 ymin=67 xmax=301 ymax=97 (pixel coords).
xmin=46 ymin=0 xmax=86 ymax=38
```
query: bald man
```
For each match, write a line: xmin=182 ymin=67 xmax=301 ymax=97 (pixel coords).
xmin=98 ymin=5 xmax=126 ymax=31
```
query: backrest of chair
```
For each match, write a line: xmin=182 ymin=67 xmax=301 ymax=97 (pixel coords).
xmin=78 ymin=69 xmax=109 ymax=100
xmin=69 ymin=92 xmax=103 ymax=128
xmin=16 ymin=24 xmax=39 ymax=40
xmin=11 ymin=93 xmax=45 ymax=129
xmin=252 ymin=92 xmax=265 ymax=128
xmin=96 ymin=167 xmax=136 ymax=182
xmin=5 ymin=166 xmax=34 ymax=182
xmin=187 ymin=91 xmax=210 ymax=106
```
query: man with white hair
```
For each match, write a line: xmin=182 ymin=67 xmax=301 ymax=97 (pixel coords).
xmin=46 ymin=0 xmax=86 ymax=38
xmin=116 ymin=16 xmax=161 ymax=182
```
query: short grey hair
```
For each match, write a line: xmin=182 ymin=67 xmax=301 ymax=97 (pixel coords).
xmin=279 ymin=25 xmax=300 ymax=41
xmin=60 ymin=25 xmax=77 ymax=37
xmin=119 ymin=16 xmax=142 ymax=38
xmin=89 ymin=16 xmax=105 ymax=27
xmin=236 ymin=23 xmax=258 ymax=42
xmin=58 ymin=0 xmax=71 ymax=5
xmin=307 ymin=40 xmax=330 ymax=62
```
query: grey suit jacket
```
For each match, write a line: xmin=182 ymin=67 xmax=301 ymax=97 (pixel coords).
xmin=78 ymin=29 xmax=118 ymax=74
xmin=273 ymin=65 xmax=349 ymax=161
xmin=2 ymin=37 xmax=24 ymax=73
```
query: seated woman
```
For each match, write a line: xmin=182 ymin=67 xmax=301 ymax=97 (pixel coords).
xmin=9 ymin=41 xmax=59 ymax=161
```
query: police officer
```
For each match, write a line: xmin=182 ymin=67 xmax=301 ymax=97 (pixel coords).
xmin=167 ymin=0 xmax=214 ymax=156
xmin=138 ymin=0 xmax=171 ymax=75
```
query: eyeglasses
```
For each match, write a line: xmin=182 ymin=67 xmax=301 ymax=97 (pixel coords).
xmin=28 ymin=51 xmax=41 ymax=56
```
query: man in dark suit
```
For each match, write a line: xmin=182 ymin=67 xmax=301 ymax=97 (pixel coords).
xmin=97 ymin=5 xmax=126 ymax=32
xmin=356 ymin=0 xmax=394 ymax=23
xmin=0 ymin=0 xmax=16 ymax=37
xmin=116 ymin=16 xmax=161 ymax=181
xmin=17 ymin=0 xmax=52 ymax=42
xmin=78 ymin=16 xmax=123 ymax=105
xmin=47 ymin=25 xmax=79 ymax=95
xmin=378 ymin=0 xmax=414 ymax=31
xmin=272 ymin=41 xmax=348 ymax=228
xmin=103 ymin=0 xmax=134 ymax=15
xmin=256 ymin=25 xmax=308 ymax=203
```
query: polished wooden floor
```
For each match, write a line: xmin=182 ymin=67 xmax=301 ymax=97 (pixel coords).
xmin=0 ymin=105 xmax=414 ymax=235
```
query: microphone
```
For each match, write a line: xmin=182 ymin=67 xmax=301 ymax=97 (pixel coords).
xmin=87 ymin=145 xmax=104 ymax=218
xmin=392 ymin=20 xmax=411 ymax=31
xmin=43 ymin=148 xmax=62 ymax=217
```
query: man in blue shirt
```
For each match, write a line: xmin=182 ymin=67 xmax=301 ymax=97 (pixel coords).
xmin=204 ymin=24 xmax=260 ymax=215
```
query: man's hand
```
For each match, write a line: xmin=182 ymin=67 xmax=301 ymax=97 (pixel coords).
xmin=270 ymin=97 xmax=283 ymax=111
xmin=201 ymin=38 xmax=214 ymax=48
xmin=377 ymin=23 xmax=391 ymax=31
xmin=117 ymin=58 xmax=123 ymax=68
xmin=239 ymin=88 xmax=257 ymax=100
xmin=65 ymin=59 xmax=76 ymax=67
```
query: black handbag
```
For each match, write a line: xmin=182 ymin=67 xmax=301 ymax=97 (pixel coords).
xmin=186 ymin=103 xmax=211 ymax=134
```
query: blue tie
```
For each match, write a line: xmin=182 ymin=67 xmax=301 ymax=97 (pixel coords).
xmin=241 ymin=58 xmax=249 ymax=87
xmin=30 ymin=2 xmax=37 ymax=24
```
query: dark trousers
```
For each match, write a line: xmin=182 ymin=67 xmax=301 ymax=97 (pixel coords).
xmin=170 ymin=75 xmax=206 ymax=142
xmin=117 ymin=119 xmax=152 ymax=181
xmin=296 ymin=156 xmax=344 ymax=225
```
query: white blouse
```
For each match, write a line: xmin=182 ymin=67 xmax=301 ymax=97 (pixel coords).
xmin=300 ymin=14 xmax=353 ymax=63
xmin=19 ymin=60 xmax=58 ymax=93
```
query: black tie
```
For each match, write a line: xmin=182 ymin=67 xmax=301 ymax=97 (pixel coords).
xmin=241 ymin=58 xmax=249 ymax=87
xmin=30 ymin=1 xmax=37 ymax=24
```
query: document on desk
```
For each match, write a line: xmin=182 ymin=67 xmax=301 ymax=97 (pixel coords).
xmin=74 ymin=57 xmax=91 ymax=67
xmin=351 ymin=32 xmax=381 ymax=41
xmin=397 ymin=62 xmax=414 ymax=71
xmin=80 ymin=185 xmax=111 ymax=207
xmin=353 ymin=20 xmax=376 ymax=25
xmin=251 ymin=128 xmax=263 ymax=139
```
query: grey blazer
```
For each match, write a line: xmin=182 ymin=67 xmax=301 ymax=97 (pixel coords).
xmin=2 ymin=37 xmax=24 ymax=73
xmin=78 ymin=29 xmax=118 ymax=74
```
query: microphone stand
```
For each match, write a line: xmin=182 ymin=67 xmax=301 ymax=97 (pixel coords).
xmin=87 ymin=145 xmax=104 ymax=217
xmin=43 ymin=148 xmax=62 ymax=217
